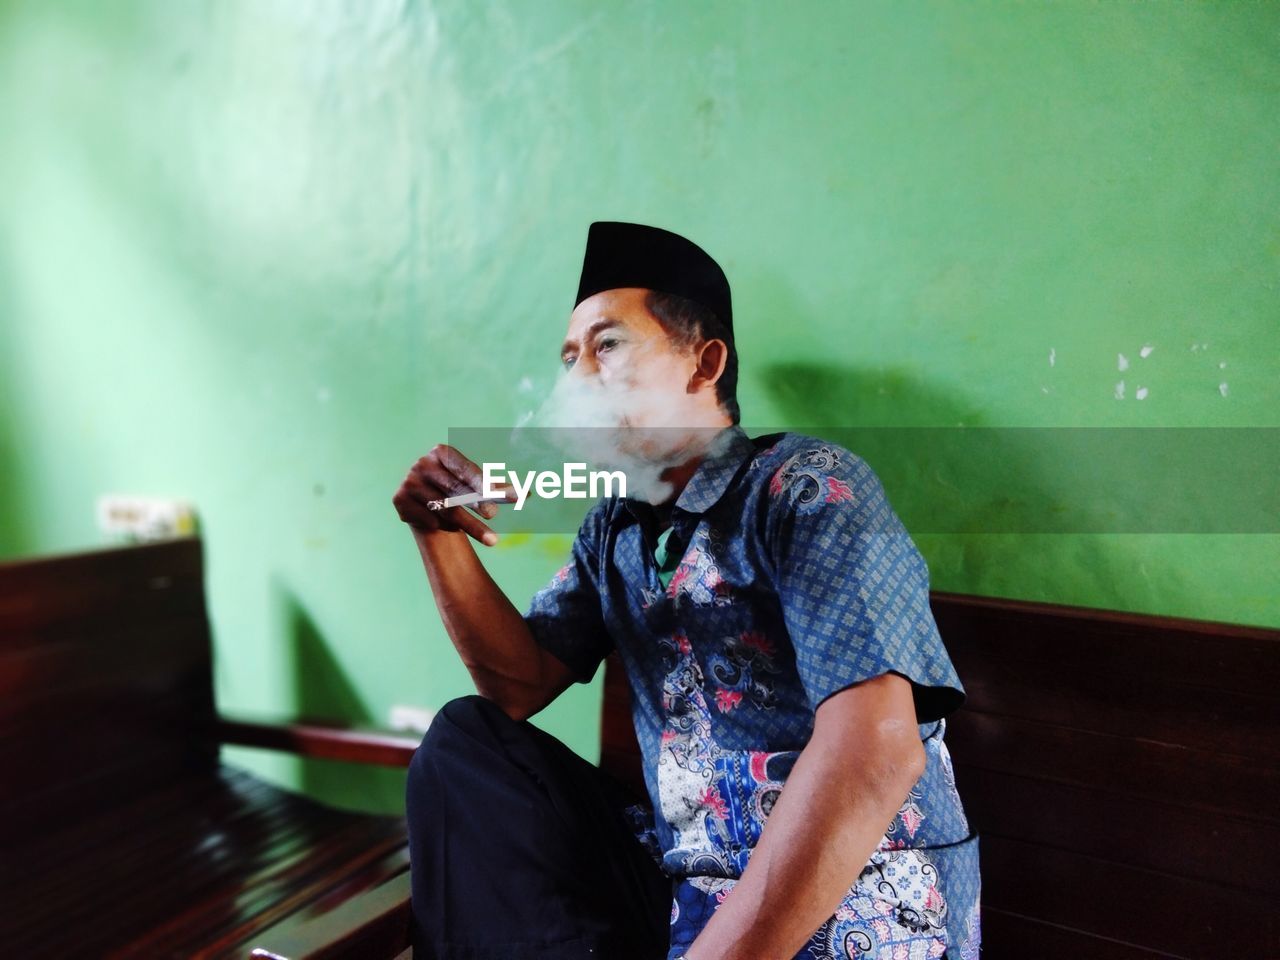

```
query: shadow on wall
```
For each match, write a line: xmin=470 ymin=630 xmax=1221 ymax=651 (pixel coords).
xmin=756 ymin=358 xmax=1194 ymax=612
xmin=0 ymin=256 xmax=34 ymax=559
xmin=741 ymin=263 xmax=1214 ymax=615
xmin=275 ymin=578 xmax=411 ymax=816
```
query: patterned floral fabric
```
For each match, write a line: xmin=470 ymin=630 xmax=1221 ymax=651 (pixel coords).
xmin=523 ymin=426 xmax=981 ymax=959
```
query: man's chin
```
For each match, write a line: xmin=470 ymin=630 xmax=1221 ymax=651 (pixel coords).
xmin=613 ymin=425 xmax=699 ymax=464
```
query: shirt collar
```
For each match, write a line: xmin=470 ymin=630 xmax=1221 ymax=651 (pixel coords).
xmin=618 ymin=424 xmax=756 ymax=524
xmin=674 ymin=424 xmax=757 ymax=514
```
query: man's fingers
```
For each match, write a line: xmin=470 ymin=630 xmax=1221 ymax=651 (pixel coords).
xmin=447 ymin=506 xmax=499 ymax=546
xmin=400 ymin=447 xmax=516 ymax=538
xmin=436 ymin=445 xmax=488 ymax=499
xmin=428 ymin=447 xmax=522 ymax=508
xmin=471 ymin=480 xmax=519 ymax=518
xmin=401 ymin=477 xmax=498 ymax=545
xmin=399 ymin=484 xmax=445 ymax=530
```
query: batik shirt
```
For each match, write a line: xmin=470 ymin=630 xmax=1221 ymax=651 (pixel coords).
xmin=523 ymin=426 xmax=982 ymax=960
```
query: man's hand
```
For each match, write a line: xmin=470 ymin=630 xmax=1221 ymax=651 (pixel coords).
xmin=391 ymin=443 xmax=574 ymax=721
xmin=392 ymin=444 xmax=515 ymax=546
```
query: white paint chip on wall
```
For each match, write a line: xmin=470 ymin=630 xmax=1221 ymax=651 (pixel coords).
xmin=1118 ymin=353 xmax=1129 ymax=371
xmin=1049 ymin=348 xmax=1056 ymax=367
xmin=1220 ymin=382 xmax=1230 ymax=397
xmin=1139 ymin=344 xmax=1155 ymax=359
xmin=1136 ymin=386 xmax=1149 ymax=400
xmin=1115 ymin=380 xmax=1126 ymax=400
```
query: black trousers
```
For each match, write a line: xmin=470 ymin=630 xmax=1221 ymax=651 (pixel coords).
xmin=406 ymin=694 xmax=673 ymax=960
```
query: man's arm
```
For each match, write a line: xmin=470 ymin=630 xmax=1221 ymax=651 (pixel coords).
xmin=412 ymin=527 xmax=579 ymax=722
xmin=684 ymin=672 xmax=926 ymax=960
xmin=393 ymin=444 xmax=578 ymax=722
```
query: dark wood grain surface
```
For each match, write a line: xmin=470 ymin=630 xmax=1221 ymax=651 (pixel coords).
xmin=0 ymin=538 xmax=416 ymax=959
xmin=10 ymin=536 xmax=1278 ymax=959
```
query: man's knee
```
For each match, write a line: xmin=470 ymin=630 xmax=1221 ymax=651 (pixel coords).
xmin=438 ymin=692 xmax=515 ymax=731
xmin=407 ymin=694 xmax=517 ymax=784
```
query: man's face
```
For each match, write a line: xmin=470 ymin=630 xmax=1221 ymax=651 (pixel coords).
xmin=559 ymin=287 xmax=695 ymax=432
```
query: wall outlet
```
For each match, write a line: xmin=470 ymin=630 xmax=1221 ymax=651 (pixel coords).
xmin=97 ymin=494 xmax=197 ymax=540
xmin=389 ymin=704 xmax=436 ymax=735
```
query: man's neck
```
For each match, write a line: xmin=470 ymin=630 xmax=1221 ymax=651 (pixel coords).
xmin=652 ymin=459 xmax=701 ymax=532
xmin=650 ymin=419 xmax=736 ymax=530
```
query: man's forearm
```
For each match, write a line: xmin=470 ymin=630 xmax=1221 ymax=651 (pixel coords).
xmin=683 ymin=721 xmax=925 ymax=960
xmin=413 ymin=527 xmax=546 ymax=717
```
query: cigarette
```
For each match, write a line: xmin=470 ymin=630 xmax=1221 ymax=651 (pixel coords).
xmin=426 ymin=491 xmax=507 ymax=512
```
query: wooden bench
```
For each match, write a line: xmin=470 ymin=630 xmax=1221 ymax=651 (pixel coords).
xmin=927 ymin=592 xmax=1280 ymax=958
xmin=10 ymin=537 xmax=1272 ymax=958
xmin=0 ymin=536 xmax=421 ymax=959
xmin=247 ymin=590 xmax=1280 ymax=960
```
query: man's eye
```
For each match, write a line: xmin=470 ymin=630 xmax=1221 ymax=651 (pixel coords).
xmin=598 ymin=337 xmax=618 ymax=352
xmin=562 ymin=355 xmax=576 ymax=370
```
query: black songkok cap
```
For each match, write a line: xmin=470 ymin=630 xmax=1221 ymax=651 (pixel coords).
xmin=574 ymin=221 xmax=732 ymax=336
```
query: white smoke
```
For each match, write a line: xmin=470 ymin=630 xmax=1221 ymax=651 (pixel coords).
xmin=508 ymin=343 xmax=733 ymax=504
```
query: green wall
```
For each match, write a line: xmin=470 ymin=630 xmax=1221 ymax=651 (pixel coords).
xmin=2 ymin=1 xmax=1276 ymax=814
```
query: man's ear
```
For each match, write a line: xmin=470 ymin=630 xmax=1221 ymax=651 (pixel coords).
xmin=688 ymin=338 xmax=728 ymax=394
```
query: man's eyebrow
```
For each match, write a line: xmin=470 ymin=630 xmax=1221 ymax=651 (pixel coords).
xmin=561 ymin=318 xmax=621 ymax=357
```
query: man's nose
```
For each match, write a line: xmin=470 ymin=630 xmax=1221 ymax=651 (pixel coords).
xmin=568 ymin=354 xmax=602 ymax=380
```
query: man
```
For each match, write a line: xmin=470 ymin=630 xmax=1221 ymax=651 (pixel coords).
xmin=392 ymin=221 xmax=981 ymax=960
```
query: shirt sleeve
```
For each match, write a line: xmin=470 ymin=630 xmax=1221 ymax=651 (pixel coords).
xmin=521 ymin=500 xmax=615 ymax=684
xmin=765 ymin=442 xmax=965 ymax=723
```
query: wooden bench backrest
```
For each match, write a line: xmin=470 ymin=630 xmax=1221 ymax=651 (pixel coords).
xmin=600 ymin=591 xmax=1280 ymax=959
xmin=0 ymin=537 xmax=218 ymax=842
